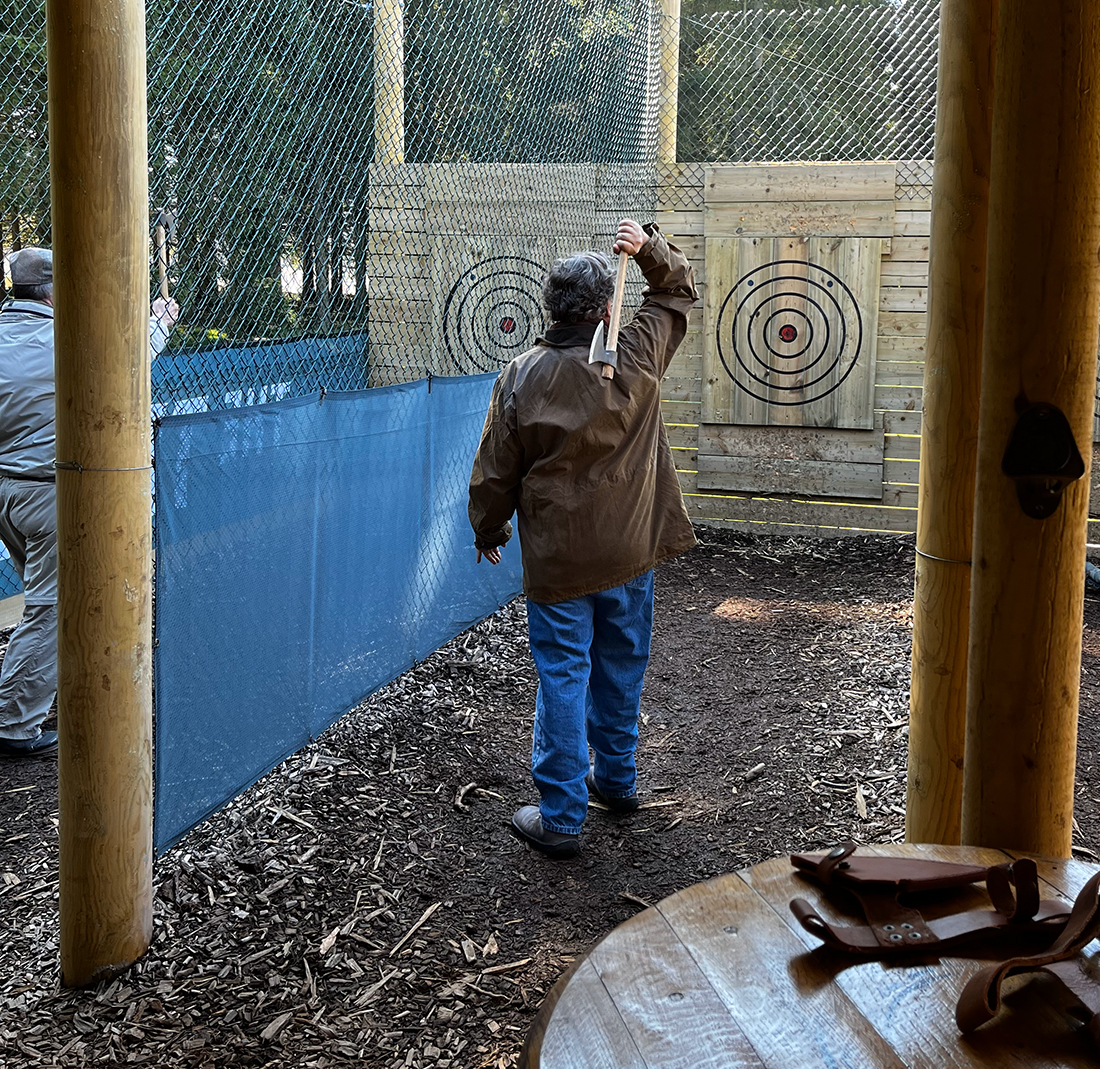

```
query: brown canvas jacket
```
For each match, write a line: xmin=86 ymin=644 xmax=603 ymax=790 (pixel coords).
xmin=468 ymin=223 xmax=698 ymax=604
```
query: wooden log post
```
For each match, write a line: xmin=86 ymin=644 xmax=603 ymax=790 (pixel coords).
xmin=46 ymin=0 xmax=154 ymax=985
xmin=905 ymin=0 xmax=997 ymax=845
xmin=962 ymin=0 xmax=1100 ymax=857
xmin=373 ymin=0 xmax=405 ymax=166
xmin=657 ymin=0 xmax=681 ymax=165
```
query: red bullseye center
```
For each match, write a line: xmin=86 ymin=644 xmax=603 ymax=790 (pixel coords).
xmin=500 ymin=317 xmax=516 ymax=334
xmin=779 ymin=324 xmax=798 ymax=343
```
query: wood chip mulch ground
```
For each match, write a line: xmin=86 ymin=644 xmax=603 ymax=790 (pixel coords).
xmin=4 ymin=528 xmax=1100 ymax=1067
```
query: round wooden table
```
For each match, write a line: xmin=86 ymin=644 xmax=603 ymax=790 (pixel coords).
xmin=520 ymin=844 xmax=1100 ymax=1068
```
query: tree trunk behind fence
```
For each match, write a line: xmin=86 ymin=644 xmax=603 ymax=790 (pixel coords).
xmin=373 ymin=0 xmax=405 ymax=165
xmin=657 ymin=0 xmax=681 ymax=165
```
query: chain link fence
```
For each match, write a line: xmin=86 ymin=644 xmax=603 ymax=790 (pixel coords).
xmin=2 ymin=0 xmax=662 ymax=407
xmin=143 ymin=0 xmax=661 ymax=407
xmin=0 ymin=0 xmax=946 ymax=413
xmin=0 ymin=0 xmax=949 ymax=836
xmin=677 ymin=0 xmax=938 ymax=166
xmin=0 ymin=0 xmax=944 ymax=606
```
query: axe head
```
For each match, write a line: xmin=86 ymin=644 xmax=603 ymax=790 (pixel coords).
xmin=587 ymin=321 xmax=619 ymax=372
xmin=154 ymin=207 xmax=177 ymax=239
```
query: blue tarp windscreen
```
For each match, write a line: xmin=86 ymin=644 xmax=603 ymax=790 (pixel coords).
xmin=151 ymin=333 xmax=371 ymax=417
xmin=0 ymin=335 xmax=379 ymax=605
xmin=153 ymin=374 xmax=522 ymax=852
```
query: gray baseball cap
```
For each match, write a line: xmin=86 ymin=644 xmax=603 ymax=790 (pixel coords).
xmin=7 ymin=247 xmax=52 ymax=287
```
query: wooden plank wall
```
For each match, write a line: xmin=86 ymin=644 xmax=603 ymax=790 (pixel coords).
xmin=365 ymin=160 xmax=1100 ymax=542
xmin=367 ymin=163 xmax=431 ymax=382
xmin=657 ymin=161 xmax=927 ymax=537
xmin=365 ymin=163 xmax=651 ymax=385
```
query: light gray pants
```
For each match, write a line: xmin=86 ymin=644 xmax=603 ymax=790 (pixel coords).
xmin=0 ymin=478 xmax=57 ymax=740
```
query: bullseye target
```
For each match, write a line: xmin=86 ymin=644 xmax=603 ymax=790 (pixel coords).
xmin=715 ymin=259 xmax=864 ymax=406
xmin=442 ymin=256 xmax=547 ymax=373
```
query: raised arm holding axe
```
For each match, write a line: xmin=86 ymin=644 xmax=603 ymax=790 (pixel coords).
xmin=467 ymin=217 xmax=699 ymax=857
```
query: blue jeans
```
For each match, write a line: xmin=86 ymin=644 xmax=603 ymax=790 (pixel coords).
xmin=526 ymin=571 xmax=654 ymax=835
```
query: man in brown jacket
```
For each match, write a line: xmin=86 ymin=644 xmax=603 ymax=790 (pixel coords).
xmin=468 ymin=218 xmax=697 ymax=858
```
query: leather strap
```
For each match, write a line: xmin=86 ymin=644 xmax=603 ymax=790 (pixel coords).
xmin=956 ymin=872 xmax=1100 ymax=1034
xmin=986 ymin=859 xmax=1041 ymax=922
xmin=790 ymin=848 xmax=1069 ymax=957
xmin=792 ymin=847 xmax=996 ymax=892
xmin=790 ymin=895 xmax=1068 ymax=956
xmin=811 ymin=842 xmax=858 ymax=886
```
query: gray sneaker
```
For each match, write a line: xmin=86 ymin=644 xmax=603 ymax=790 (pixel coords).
xmin=586 ymin=768 xmax=639 ymax=814
xmin=510 ymin=805 xmax=581 ymax=859
xmin=0 ymin=730 xmax=58 ymax=758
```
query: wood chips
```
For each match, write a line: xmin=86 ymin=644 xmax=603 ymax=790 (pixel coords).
xmin=3 ymin=531 xmax=1100 ymax=1066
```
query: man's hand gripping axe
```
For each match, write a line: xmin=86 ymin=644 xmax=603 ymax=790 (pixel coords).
xmin=588 ymin=249 xmax=629 ymax=381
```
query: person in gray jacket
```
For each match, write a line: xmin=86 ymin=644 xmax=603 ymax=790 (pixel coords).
xmin=0 ymin=247 xmax=177 ymax=757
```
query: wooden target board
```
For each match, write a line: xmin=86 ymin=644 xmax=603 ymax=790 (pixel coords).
xmin=702 ymin=235 xmax=883 ymax=429
xmin=428 ymin=235 xmax=595 ymax=376
xmin=437 ymin=246 xmax=550 ymax=374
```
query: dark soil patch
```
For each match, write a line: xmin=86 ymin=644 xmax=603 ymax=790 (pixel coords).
xmin=2 ymin=529 xmax=1099 ymax=1066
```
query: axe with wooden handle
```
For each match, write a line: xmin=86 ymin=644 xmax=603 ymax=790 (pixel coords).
xmin=153 ymin=207 xmax=176 ymax=301
xmin=588 ymin=249 xmax=629 ymax=381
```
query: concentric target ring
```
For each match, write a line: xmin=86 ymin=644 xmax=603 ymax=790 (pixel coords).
xmin=443 ymin=256 xmax=547 ymax=373
xmin=715 ymin=260 xmax=863 ymax=406
xmin=742 ymin=286 xmax=839 ymax=385
xmin=761 ymin=306 xmax=815 ymax=360
xmin=471 ymin=288 xmax=534 ymax=352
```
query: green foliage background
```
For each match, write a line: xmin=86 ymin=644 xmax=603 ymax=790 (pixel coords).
xmin=0 ymin=0 xmax=938 ymax=347
xmin=677 ymin=0 xmax=938 ymax=163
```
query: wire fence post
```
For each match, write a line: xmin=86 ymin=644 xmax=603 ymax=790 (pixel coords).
xmin=657 ymin=0 xmax=681 ymax=164
xmin=374 ymin=0 xmax=405 ymax=166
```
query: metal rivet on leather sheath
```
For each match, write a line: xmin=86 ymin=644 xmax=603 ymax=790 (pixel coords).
xmin=890 ymin=933 xmax=904 ymax=942
xmin=908 ymin=932 xmax=922 ymax=939
xmin=883 ymin=924 xmax=896 ymax=931
xmin=901 ymin=923 xmax=913 ymax=930
xmin=826 ymin=845 xmax=847 ymax=860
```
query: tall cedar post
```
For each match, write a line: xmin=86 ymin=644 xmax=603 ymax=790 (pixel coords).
xmin=905 ymin=0 xmax=996 ymax=844
xmin=962 ymin=0 xmax=1100 ymax=856
xmin=657 ymin=0 xmax=681 ymax=164
xmin=373 ymin=0 xmax=405 ymax=166
xmin=46 ymin=0 xmax=154 ymax=984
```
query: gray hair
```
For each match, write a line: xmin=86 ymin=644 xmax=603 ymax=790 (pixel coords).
xmin=542 ymin=251 xmax=614 ymax=324
xmin=11 ymin=282 xmax=52 ymax=303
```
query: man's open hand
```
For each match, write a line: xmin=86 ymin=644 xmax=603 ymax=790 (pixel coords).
xmin=477 ymin=547 xmax=501 ymax=565
xmin=613 ymin=218 xmax=647 ymax=257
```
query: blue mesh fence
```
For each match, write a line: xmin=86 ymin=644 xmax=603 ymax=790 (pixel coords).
xmin=151 ymin=333 xmax=370 ymax=417
xmin=0 ymin=551 xmax=19 ymax=600
xmin=152 ymin=373 xmax=521 ymax=853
